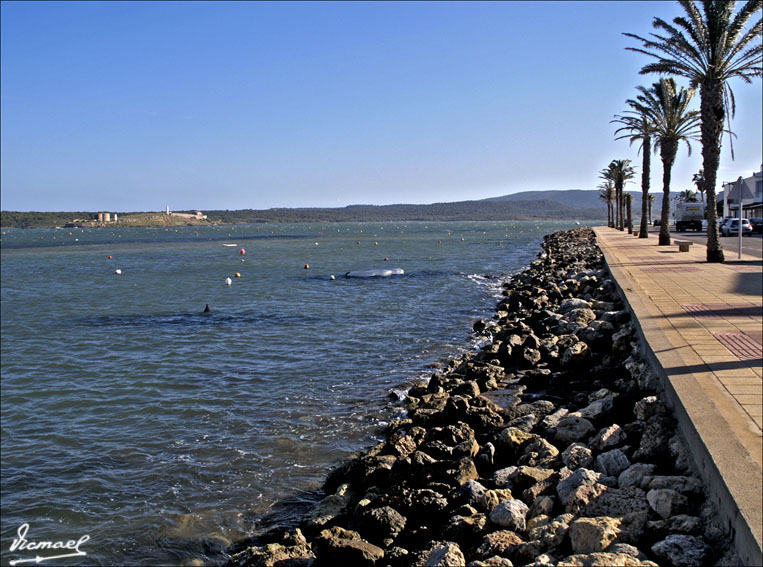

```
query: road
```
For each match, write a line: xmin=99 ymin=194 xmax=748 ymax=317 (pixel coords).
xmin=641 ymin=226 xmax=763 ymax=259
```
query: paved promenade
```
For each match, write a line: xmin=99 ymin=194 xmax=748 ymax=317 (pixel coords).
xmin=594 ymin=226 xmax=762 ymax=565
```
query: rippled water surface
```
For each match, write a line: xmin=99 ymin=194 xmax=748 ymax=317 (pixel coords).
xmin=1 ymin=220 xmax=593 ymax=565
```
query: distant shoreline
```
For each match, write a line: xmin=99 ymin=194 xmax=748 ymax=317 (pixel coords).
xmin=1 ymin=201 xmax=606 ymax=229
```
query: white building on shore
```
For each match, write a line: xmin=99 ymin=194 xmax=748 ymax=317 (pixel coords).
xmin=718 ymin=166 xmax=763 ymax=218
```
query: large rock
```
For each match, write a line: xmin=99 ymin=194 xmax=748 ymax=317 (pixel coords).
xmin=561 ymin=443 xmax=594 ymax=470
xmin=541 ymin=408 xmax=569 ymax=429
xmin=633 ymin=396 xmax=664 ymax=421
xmin=489 ymin=499 xmax=530 ymax=531
xmin=442 ymin=513 xmax=489 ymax=543
xmin=313 ymin=526 xmax=384 ymax=566
xmin=632 ymin=416 xmax=673 ymax=462
xmin=558 ymin=298 xmax=592 ymax=313
xmin=570 ymin=397 xmax=613 ymax=421
xmin=556 ymin=468 xmax=601 ymax=504
xmin=557 ymin=552 xmax=658 ymax=566
xmin=568 ymin=516 xmax=621 ymax=554
xmin=520 ymin=513 xmax=574 ymax=559
xmin=551 ymin=417 xmax=595 ymax=447
xmin=497 ymin=427 xmax=537 ymax=455
xmin=474 ymin=530 xmax=525 ymax=560
xmin=646 ymin=489 xmax=688 ymax=519
xmin=518 ymin=437 xmax=559 ymax=467
xmin=560 ymin=341 xmax=590 ymax=368
xmin=650 ymin=534 xmax=711 ymax=567
xmin=448 ymin=457 xmax=479 ymax=486
xmin=590 ymin=424 xmax=627 ymax=451
xmin=422 ymin=541 xmax=466 ymax=566
xmin=618 ymin=464 xmax=657 ymax=489
xmin=594 ymin=449 xmax=630 ymax=478
xmin=302 ymin=483 xmax=355 ymax=532
xmin=641 ymin=475 xmax=703 ymax=496
xmin=352 ymin=506 xmax=406 ymax=546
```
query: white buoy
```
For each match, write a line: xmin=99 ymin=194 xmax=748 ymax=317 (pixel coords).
xmin=225 ymin=277 xmax=232 ymax=286
xmin=330 ymin=274 xmax=335 ymax=280
xmin=115 ymin=269 xmax=122 ymax=275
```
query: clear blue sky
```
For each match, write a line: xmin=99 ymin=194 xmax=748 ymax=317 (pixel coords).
xmin=1 ymin=1 xmax=761 ymax=212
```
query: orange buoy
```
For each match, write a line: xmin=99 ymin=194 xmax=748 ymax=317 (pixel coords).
xmin=235 ymin=272 xmax=241 ymax=277
xmin=304 ymin=264 xmax=310 ymax=269
xmin=384 ymin=257 xmax=388 ymax=261
xmin=108 ymin=255 xmax=112 ymax=259
xmin=240 ymin=248 xmax=245 ymax=255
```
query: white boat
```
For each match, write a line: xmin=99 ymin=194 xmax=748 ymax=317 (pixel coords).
xmin=345 ymin=268 xmax=404 ymax=278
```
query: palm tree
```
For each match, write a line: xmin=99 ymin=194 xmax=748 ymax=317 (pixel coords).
xmin=598 ymin=181 xmax=616 ymax=227
xmin=625 ymin=0 xmax=762 ymax=261
xmin=601 ymin=160 xmax=636 ymax=231
xmin=613 ymin=107 xmax=655 ymax=238
xmin=627 ymin=78 xmax=700 ymax=245
xmin=648 ymin=193 xmax=656 ymax=223
xmin=692 ymin=170 xmax=707 ymax=204
xmin=678 ymin=189 xmax=699 ymax=202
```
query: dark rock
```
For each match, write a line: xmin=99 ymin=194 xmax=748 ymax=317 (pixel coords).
xmin=632 ymin=415 xmax=674 ymax=463
xmin=646 ymin=489 xmax=688 ymax=519
xmin=561 ymin=442 xmax=593 ymax=470
xmin=651 ymin=534 xmax=711 ymax=567
xmin=352 ymin=506 xmax=406 ymax=546
xmin=474 ymin=530 xmax=525 ymax=560
xmin=517 ymin=437 xmax=559 ymax=467
xmin=313 ymin=526 xmax=384 ymax=566
xmin=489 ymin=499 xmax=530 ymax=531
xmin=551 ymin=416 xmax=595 ymax=447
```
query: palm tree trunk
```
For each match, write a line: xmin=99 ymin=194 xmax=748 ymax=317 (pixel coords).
xmin=700 ymin=78 xmax=725 ymax=262
xmin=617 ymin=184 xmax=624 ymax=231
xmin=626 ymin=194 xmax=632 ymax=234
xmin=639 ymin=137 xmax=651 ymax=238
xmin=659 ymin=142 xmax=677 ymax=245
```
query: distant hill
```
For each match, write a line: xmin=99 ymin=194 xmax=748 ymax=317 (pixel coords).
xmin=204 ymin=199 xmax=604 ymax=224
xmin=487 ymin=189 xmax=683 ymax=211
xmin=484 ymin=190 xmax=607 ymax=209
xmin=7 ymin=188 xmax=701 ymax=228
xmin=1 ymin=198 xmax=605 ymax=228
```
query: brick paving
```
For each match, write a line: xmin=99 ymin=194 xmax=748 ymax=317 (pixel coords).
xmin=714 ymin=332 xmax=763 ymax=361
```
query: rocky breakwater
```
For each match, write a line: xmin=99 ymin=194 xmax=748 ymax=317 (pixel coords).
xmin=227 ymin=228 xmax=737 ymax=567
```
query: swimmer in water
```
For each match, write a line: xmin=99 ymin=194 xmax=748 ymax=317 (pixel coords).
xmin=203 ymin=304 xmax=211 ymax=312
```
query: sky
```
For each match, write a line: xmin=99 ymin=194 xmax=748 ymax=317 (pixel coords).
xmin=1 ymin=1 xmax=761 ymax=212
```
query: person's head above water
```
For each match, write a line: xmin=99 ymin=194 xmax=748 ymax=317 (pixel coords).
xmin=203 ymin=304 xmax=210 ymax=312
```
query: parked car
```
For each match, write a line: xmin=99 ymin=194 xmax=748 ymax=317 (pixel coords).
xmin=748 ymin=217 xmax=763 ymax=234
xmin=721 ymin=218 xmax=753 ymax=236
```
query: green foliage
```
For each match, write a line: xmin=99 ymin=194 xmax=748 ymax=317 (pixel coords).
xmin=1 ymin=211 xmax=94 ymax=228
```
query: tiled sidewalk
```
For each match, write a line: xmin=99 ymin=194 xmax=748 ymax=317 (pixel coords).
xmin=594 ymin=227 xmax=762 ymax=432
xmin=594 ymin=226 xmax=762 ymax=564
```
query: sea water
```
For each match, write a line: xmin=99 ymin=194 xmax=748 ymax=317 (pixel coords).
xmin=1 ymin=220 xmax=593 ymax=565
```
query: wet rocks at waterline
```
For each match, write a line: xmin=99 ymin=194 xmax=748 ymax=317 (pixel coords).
xmin=227 ymin=228 xmax=737 ymax=567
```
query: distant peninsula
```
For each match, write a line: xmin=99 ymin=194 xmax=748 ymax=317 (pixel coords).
xmin=1 ymin=190 xmax=608 ymax=228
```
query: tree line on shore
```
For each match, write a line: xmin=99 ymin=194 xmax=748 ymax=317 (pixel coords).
xmin=599 ymin=0 xmax=760 ymax=263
